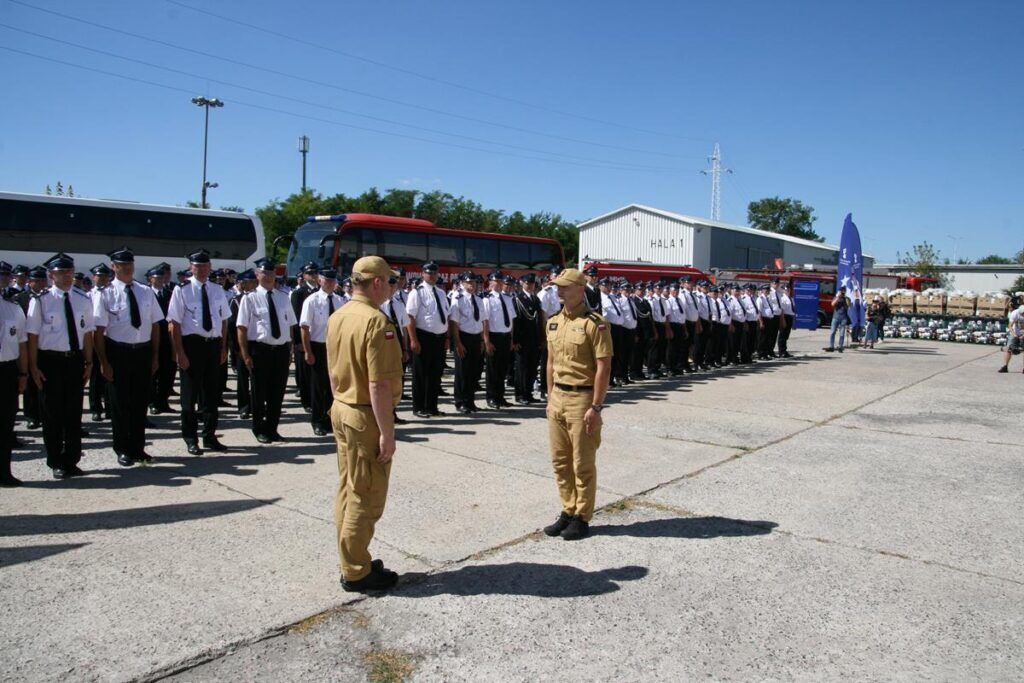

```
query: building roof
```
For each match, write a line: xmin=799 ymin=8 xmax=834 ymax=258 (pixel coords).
xmin=578 ymin=203 xmax=843 ymax=252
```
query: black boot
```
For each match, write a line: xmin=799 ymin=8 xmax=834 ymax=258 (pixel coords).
xmin=560 ymin=516 xmax=590 ymax=541
xmin=543 ymin=511 xmax=573 ymax=537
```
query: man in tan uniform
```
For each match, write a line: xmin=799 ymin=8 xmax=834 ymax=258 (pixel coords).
xmin=326 ymin=256 xmax=404 ymax=592
xmin=543 ymin=268 xmax=613 ymax=541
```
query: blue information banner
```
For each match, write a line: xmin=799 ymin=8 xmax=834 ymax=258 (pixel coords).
xmin=793 ymin=279 xmax=821 ymax=329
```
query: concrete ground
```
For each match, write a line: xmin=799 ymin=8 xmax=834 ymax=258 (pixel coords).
xmin=1 ymin=330 xmax=1021 ymax=682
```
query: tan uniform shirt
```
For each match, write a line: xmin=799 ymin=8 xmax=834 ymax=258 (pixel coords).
xmin=326 ymin=294 xmax=403 ymax=407
xmin=546 ymin=302 xmax=613 ymax=386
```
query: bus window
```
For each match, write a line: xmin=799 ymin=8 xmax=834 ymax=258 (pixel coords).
xmin=465 ymin=237 xmax=498 ymax=268
xmin=820 ymin=280 xmax=836 ymax=296
xmin=499 ymin=241 xmax=530 ymax=269
xmin=287 ymin=221 xmax=339 ymax=274
xmin=380 ymin=230 xmax=427 ymax=263
xmin=428 ymin=234 xmax=463 ymax=266
xmin=530 ymin=242 xmax=561 ymax=270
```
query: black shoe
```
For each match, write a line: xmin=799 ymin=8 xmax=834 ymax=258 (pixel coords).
xmin=144 ymin=419 xmax=157 ymax=429
xmin=997 ymin=366 xmax=1008 ymax=373
xmin=149 ymin=405 xmax=160 ymax=415
xmin=137 ymin=452 xmax=154 ymax=464
xmin=456 ymin=406 xmax=472 ymax=415
xmin=438 ymin=387 xmax=449 ymax=396
xmin=429 ymin=410 xmax=443 ymax=417
xmin=161 ymin=405 xmax=178 ymax=413
xmin=486 ymin=400 xmax=500 ymax=410
xmin=413 ymin=410 xmax=432 ymax=418
xmin=543 ymin=511 xmax=573 ymax=537
xmin=303 ymin=406 xmax=313 ymax=414
xmin=515 ymin=398 xmax=531 ymax=406
xmin=782 ymin=352 xmax=794 ymax=358
xmin=560 ymin=516 xmax=590 ymax=541
xmin=80 ymin=428 xmax=91 ymax=437
xmin=393 ymin=416 xmax=408 ymax=425
xmin=837 ymin=348 xmax=844 ymax=353
xmin=186 ymin=442 xmax=203 ymax=455
xmin=117 ymin=453 xmax=134 ymax=467
xmin=12 ymin=436 xmax=25 ymax=448
xmin=52 ymin=468 xmax=70 ymax=480
xmin=467 ymin=403 xmax=481 ymax=413
xmin=255 ymin=433 xmax=273 ymax=444
xmin=498 ymin=399 xmax=512 ymax=408
xmin=202 ymin=438 xmax=229 ymax=452
xmin=0 ymin=474 xmax=23 ymax=487
xmin=313 ymin=426 xmax=328 ymax=436
xmin=67 ymin=466 xmax=86 ymax=477
xmin=823 ymin=347 xmax=835 ymax=352
xmin=341 ymin=565 xmax=399 ymax=593
xmin=401 ymin=393 xmax=411 ymax=401
xmin=609 ymin=379 xmax=619 ymax=388
xmin=26 ymin=420 xmax=40 ymax=429
xmin=269 ymin=432 xmax=286 ymax=442
xmin=92 ymin=412 xmax=103 ymax=422
xmin=239 ymin=411 xmax=251 ymax=420
xmin=218 ymin=400 xmax=232 ymax=408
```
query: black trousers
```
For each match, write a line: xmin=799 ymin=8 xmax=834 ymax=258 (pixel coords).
xmin=648 ymin=327 xmax=666 ymax=374
xmin=231 ymin=346 xmax=251 ymax=413
xmin=88 ymin=351 xmax=107 ymax=416
xmin=22 ymin=376 xmax=40 ymax=423
xmin=667 ymin=322 xmax=686 ymax=372
xmin=454 ymin=331 xmax=482 ymax=408
xmin=693 ymin=319 xmax=710 ymax=367
xmin=294 ymin=344 xmax=311 ymax=409
xmin=743 ymin=321 xmax=758 ymax=362
xmin=778 ymin=314 xmax=794 ymax=355
xmin=37 ymin=350 xmax=85 ymax=469
xmin=760 ymin=316 xmax=779 ymax=357
xmin=609 ymin=324 xmax=627 ymax=380
xmin=726 ymin=324 xmax=742 ymax=364
xmin=514 ymin=337 xmax=541 ymax=399
xmin=180 ymin=335 xmax=223 ymax=443
xmin=106 ymin=341 xmax=152 ymax=458
xmin=683 ymin=320 xmax=697 ymax=370
xmin=538 ymin=342 xmax=550 ymax=397
xmin=153 ymin=324 xmax=175 ymax=409
xmin=485 ymin=332 xmax=512 ymax=403
xmin=412 ymin=330 xmax=446 ymax=413
xmin=251 ymin=341 xmax=291 ymax=437
xmin=309 ymin=342 xmax=332 ymax=429
xmin=631 ymin=327 xmax=653 ymax=376
xmin=710 ymin=322 xmax=729 ymax=365
xmin=619 ymin=327 xmax=637 ymax=379
xmin=0 ymin=361 xmax=17 ymax=477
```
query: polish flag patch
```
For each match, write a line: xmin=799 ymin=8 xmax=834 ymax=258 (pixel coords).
xmin=384 ymin=330 xmax=395 ymax=340
xmin=597 ymin=324 xmax=606 ymax=331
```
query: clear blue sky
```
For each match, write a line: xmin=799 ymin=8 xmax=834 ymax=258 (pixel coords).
xmin=1 ymin=0 xmax=1021 ymax=262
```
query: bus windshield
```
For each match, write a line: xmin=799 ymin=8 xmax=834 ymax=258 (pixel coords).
xmin=287 ymin=221 xmax=339 ymax=275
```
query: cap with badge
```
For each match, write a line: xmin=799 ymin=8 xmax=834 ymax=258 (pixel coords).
xmin=237 ymin=269 xmax=256 ymax=282
xmin=13 ymin=264 xmax=28 ymax=276
xmin=320 ymin=268 xmax=338 ymax=279
xmin=28 ymin=266 xmax=48 ymax=279
xmin=145 ymin=265 xmax=165 ymax=279
xmin=301 ymin=261 xmax=320 ymax=274
xmin=0 ymin=261 xmax=12 ymax=275
xmin=254 ymin=257 xmax=277 ymax=272
xmin=421 ymin=262 xmax=439 ymax=273
xmin=90 ymin=263 xmax=113 ymax=277
xmin=107 ymin=246 xmax=134 ymax=263
xmin=551 ymin=268 xmax=586 ymax=287
xmin=187 ymin=249 xmax=211 ymax=264
xmin=488 ymin=270 xmax=503 ymax=282
xmin=502 ymin=274 xmax=516 ymax=285
xmin=519 ymin=273 xmax=536 ymax=284
xmin=176 ymin=269 xmax=191 ymax=278
xmin=583 ymin=265 xmax=599 ymax=276
xmin=45 ymin=253 xmax=75 ymax=270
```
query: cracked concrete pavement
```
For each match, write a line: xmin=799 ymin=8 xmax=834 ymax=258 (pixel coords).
xmin=1 ymin=330 xmax=1021 ymax=681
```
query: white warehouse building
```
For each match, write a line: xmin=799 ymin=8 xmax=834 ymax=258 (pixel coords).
xmin=577 ymin=204 xmax=874 ymax=272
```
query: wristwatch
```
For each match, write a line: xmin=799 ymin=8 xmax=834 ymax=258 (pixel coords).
xmin=591 ymin=404 xmax=604 ymax=414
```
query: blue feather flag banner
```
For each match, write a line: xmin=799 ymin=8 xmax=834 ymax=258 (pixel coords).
xmin=837 ymin=213 xmax=864 ymax=327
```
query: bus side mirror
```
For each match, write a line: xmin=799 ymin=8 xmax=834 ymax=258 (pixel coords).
xmin=318 ymin=235 xmax=338 ymax=263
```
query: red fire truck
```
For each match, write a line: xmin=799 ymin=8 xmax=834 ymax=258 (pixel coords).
xmin=284 ymin=214 xmax=565 ymax=284
xmin=579 ymin=260 xmax=710 ymax=284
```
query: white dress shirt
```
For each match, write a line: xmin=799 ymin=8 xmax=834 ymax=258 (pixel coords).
xmin=0 ymin=298 xmax=27 ymax=362
xmin=648 ymin=294 xmax=668 ymax=323
xmin=406 ymin=283 xmax=450 ymax=334
xmin=666 ymin=291 xmax=687 ymax=324
xmin=483 ymin=290 xmax=516 ymax=333
xmin=539 ymin=284 xmax=561 ymax=317
xmin=449 ymin=288 xmax=485 ymax=335
xmin=726 ymin=295 xmax=746 ymax=323
xmin=167 ymin=278 xmax=230 ymax=338
xmin=682 ymin=288 xmax=700 ymax=322
xmin=26 ymin=286 xmax=96 ymax=351
xmin=300 ymin=289 xmax=344 ymax=343
xmin=768 ymin=287 xmax=783 ymax=316
xmin=756 ymin=294 xmax=775 ymax=318
xmin=237 ymin=285 xmax=297 ymax=345
xmin=380 ymin=297 xmax=408 ymax=333
xmin=620 ymin=295 xmax=638 ymax=330
xmin=693 ymin=291 xmax=711 ymax=320
xmin=600 ymin=292 xmax=624 ymax=325
xmin=93 ymin=278 xmax=164 ymax=344
xmin=778 ymin=291 xmax=795 ymax=316
xmin=740 ymin=294 xmax=758 ymax=320
xmin=715 ymin=297 xmax=732 ymax=325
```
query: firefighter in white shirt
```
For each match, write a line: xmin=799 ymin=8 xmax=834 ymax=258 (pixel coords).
xmin=739 ymin=284 xmax=759 ymax=364
xmin=646 ymin=282 xmax=671 ymax=378
xmin=449 ymin=272 xmax=485 ymax=414
xmin=665 ymin=282 xmax=689 ymax=375
xmin=300 ymin=268 xmax=345 ymax=436
xmin=774 ymin=280 xmax=795 ymax=358
xmin=598 ymin=278 xmax=626 ymax=386
xmin=0 ymin=283 xmax=28 ymax=487
xmin=724 ymin=283 xmax=746 ymax=365
xmin=755 ymin=283 xmax=777 ymax=360
xmin=405 ymin=262 xmax=451 ymax=418
xmin=538 ymin=267 xmax=563 ymax=398
xmin=482 ymin=271 xmax=516 ymax=409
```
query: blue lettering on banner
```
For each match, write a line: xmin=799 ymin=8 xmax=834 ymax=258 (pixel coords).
xmin=793 ymin=280 xmax=821 ymax=330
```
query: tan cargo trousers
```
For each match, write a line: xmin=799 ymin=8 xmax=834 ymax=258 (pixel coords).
xmin=332 ymin=403 xmax=391 ymax=581
xmin=547 ymin=387 xmax=601 ymax=522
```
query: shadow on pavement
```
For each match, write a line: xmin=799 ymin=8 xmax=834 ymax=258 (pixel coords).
xmin=0 ymin=498 xmax=278 ymax=536
xmin=592 ymin=516 xmax=778 ymax=538
xmin=0 ymin=542 xmax=90 ymax=568
xmin=395 ymin=562 xmax=648 ymax=598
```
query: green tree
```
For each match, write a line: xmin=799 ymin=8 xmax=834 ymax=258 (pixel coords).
xmin=219 ymin=205 xmax=245 ymax=213
xmin=977 ymin=254 xmax=1013 ymax=264
xmin=1007 ymin=275 xmax=1024 ymax=295
xmin=898 ymin=241 xmax=952 ymax=288
xmin=747 ymin=196 xmax=822 ymax=242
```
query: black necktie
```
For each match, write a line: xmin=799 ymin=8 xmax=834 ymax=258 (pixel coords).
xmin=498 ymin=294 xmax=510 ymax=327
xmin=610 ymin=296 xmax=621 ymax=316
xmin=328 ymin=295 xmax=335 ymax=316
xmin=628 ymin=297 xmax=637 ymax=317
xmin=675 ymin=296 xmax=684 ymax=316
xmin=658 ymin=298 xmax=665 ymax=317
xmin=471 ymin=294 xmax=479 ymax=321
xmin=63 ymin=292 xmax=79 ymax=352
xmin=201 ymin=283 xmax=213 ymax=332
xmin=431 ymin=287 xmax=447 ymax=324
xmin=387 ymin=302 xmax=403 ymax=343
xmin=267 ymin=290 xmax=281 ymax=339
xmin=127 ymin=284 xmax=141 ymax=329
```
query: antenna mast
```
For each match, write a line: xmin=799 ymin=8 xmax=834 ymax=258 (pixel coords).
xmin=700 ymin=142 xmax=732 ymax=221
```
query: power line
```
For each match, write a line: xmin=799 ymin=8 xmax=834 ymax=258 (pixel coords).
xmin=166 ymin=0 xmax=710 ymax=144
xmin=0 ymin=23 xmax=683 ymax=172
xmin=5 ymin=0 xmax=701 ymax=161
xmin=0 ymin=44 xmax=684 ymax=174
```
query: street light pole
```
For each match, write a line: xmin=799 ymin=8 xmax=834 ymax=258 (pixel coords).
xmin=192 ymin=96 xmax=224 ymax=208
xmin=298 ymin=135 xmax=310 ymax=192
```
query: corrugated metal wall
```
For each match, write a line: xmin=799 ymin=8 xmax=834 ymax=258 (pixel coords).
xmin=709 ymin=228 xmax=783 ymax=269
xmin=783 ymin=242 xmax=839 ymax=268
xmin=578 ymin=207 xmax=696 ymax=268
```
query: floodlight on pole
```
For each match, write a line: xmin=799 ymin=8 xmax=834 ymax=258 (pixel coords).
xmin=298 ymin=135 xmax=310 ymax=192
xmin=192 ymin=96 xmax=224 ymax=208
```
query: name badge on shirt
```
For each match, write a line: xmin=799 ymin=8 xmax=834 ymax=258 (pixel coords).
xmin=8 ymin=326 xmax=15 ymax=337
xmin=548 ymin=322 xmax=558 ymax=330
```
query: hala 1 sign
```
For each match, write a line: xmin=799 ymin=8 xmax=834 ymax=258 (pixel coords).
xmin=837 ymin=213 xmax=864 ymax=327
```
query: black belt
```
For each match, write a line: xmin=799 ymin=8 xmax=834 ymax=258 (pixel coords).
xmin=251 ymin=341 xmax=289 ymax=349
xmin=417 ymin=330 xmax=446 ymax=338
xmin=39 ymin=349 xmax=82 ymax=358
xmin=310 ymin=340 xmax=326 ymax=347
xmin=107 ymin=339 xmax=152 ymax=350
xmin=0 ymin=359 xmax=17 ymax=366
xmin=555 ymin=383 xmax=593 ymax=392
xmin=184 ymin=335 xmax=222 ymax=343
xmin=489 ymin=331 xmax=510 ymax=336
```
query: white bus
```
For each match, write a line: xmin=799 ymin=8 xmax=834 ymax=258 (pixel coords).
xmin=0 ymin=191 xmax=264 ymax=274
